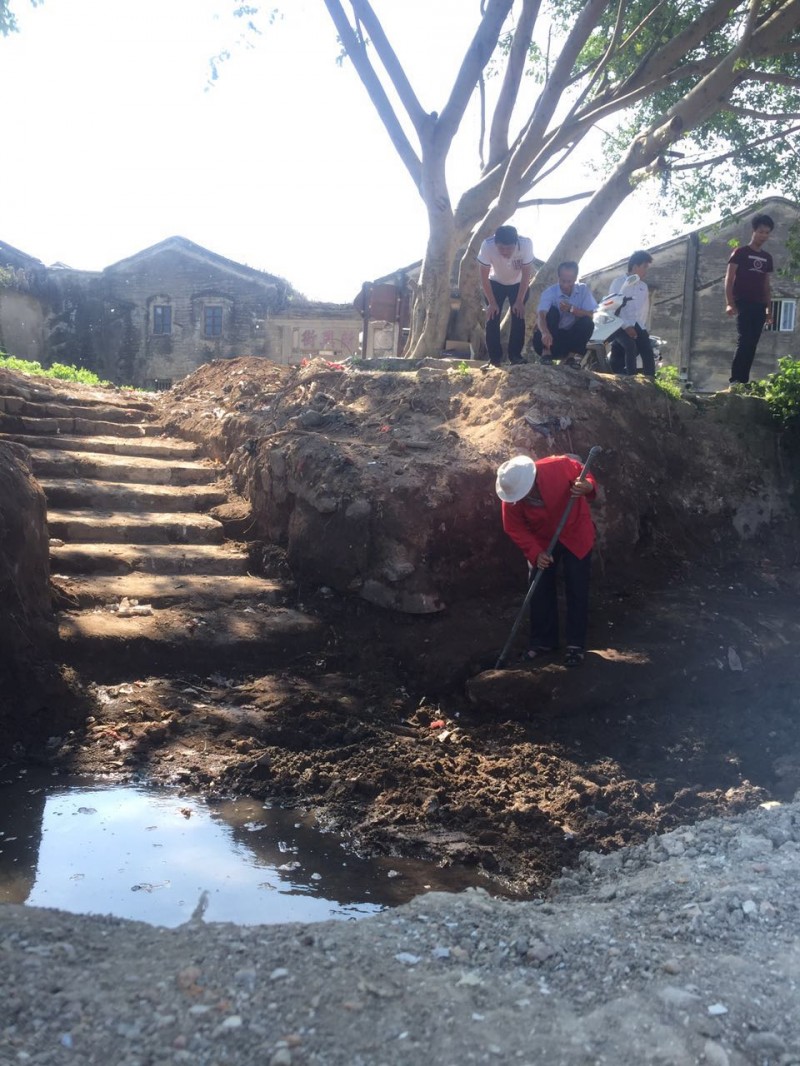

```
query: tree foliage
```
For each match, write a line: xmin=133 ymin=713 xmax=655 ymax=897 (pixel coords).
xmin=322 ymin=0 xmax=800 ymax=356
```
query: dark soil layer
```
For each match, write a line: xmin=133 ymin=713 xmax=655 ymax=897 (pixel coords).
xmin=44 ymin=558 xmax=800 ymax=897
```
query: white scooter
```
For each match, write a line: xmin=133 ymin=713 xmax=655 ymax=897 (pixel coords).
xmin=580 ymin=275 xmax=639 ymax=372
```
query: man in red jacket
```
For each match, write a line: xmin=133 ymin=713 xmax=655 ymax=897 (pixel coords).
xmin=496 ymin=454 xmax=597 ymax=667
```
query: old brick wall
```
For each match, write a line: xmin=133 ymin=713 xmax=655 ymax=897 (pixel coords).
xmin=102 ymin=246 xmax=282 ymax=386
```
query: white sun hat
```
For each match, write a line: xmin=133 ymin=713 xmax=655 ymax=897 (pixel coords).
xmin=495 ymin=455 xmax=536 ymax=502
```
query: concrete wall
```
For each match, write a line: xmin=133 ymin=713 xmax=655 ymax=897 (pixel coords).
xmin=264 ymin=306 xmax=361 ymax=365
xmin=582 ymin=198 xmax=800 ymax=392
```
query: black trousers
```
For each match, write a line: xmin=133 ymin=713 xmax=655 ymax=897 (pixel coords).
xmin=730 ymin=300 xmax=767 ymax=384
xmin=528 ymin=543 xmax=592 ymax=651
xmin=485 ymin=280 xmax=528 ymax=363
xmin=609 ymin=323 xmax=656 ymax=376
xmin=532 ymin=305 xmax=594 ymax=359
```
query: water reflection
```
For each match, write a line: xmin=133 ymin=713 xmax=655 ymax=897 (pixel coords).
xmin=0 ymin=769 xmax=494 ymax=927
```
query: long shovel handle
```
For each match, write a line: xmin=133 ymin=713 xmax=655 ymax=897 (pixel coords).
xmin=494 ymin=446 xmax=602 ymax=670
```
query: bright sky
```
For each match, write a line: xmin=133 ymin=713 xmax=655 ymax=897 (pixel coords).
xmin=2 ymin=0 xmax=679 ymax=303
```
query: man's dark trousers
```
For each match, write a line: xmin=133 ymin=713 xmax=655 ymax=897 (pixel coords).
xmin=528 ymin=542 xmax=592 ymax=650
xmin=609 ymin=323 xmax=656 ymax=375
xmin=485 ymin=280 xmax=528 ymax=364
xmin=532 ymin=305 xmax=594 ymax=360
xmin=730 ymin=300 xmax=767 ymax=384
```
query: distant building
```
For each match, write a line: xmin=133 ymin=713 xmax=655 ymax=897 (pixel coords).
xmin=0 ymin=236 xmax=361 ymax=387
xmin=581 ymin=197 xmax=799 ymax=392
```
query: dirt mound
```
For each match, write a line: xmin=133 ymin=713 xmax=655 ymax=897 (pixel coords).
xmin=160 ymin=357 xmax=795 ymax=615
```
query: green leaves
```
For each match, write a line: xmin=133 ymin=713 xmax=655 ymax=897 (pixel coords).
xmin=753 ymin=357 xmax=800 ymax=429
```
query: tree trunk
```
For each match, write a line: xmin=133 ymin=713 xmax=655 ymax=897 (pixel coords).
xmin=452 ymin=256 xmax=487 ymax=357
xmin=406 ymin=211 xmax=458 ymax=359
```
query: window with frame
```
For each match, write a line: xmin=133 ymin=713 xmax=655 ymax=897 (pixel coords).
xmin=204 ymin=306 xmax=223 ymax=337
xmin=766 ymin=299 xmax=796 ymax=333
xmin=152 ymin=305 xmax=172 ymax=335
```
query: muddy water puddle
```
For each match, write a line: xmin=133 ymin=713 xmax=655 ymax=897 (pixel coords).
xmin=0 ymin=769 xmax=494 ymax=927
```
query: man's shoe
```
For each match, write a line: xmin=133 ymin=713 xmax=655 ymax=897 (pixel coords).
xmin=480 ymin=361 xmax=501 ymax=372
xmin=564 ymin=646 xmax=585 ymax=668
xmin=539 ymin=356 xmax=554 ymax=366
xmin=509 ymin=356 xmax=528 ymax=365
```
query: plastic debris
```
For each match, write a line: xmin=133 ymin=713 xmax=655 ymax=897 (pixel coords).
xmin=727 ymin=646 xmax=743 ymax=671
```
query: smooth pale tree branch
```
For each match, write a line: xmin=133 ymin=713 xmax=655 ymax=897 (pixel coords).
xmin=617 ymin=0 xmax=750 ymax=96
xmin=437 ymin=0 xmax=515 ymax=145
xmin=567 ymin=0 xmax=628 ymax=90
xmin=669 ymin=122 xmax=800 ymax=170
xmin=488 ymin=0 xmax=608 ymax=220
xmin=321 ymin=0 xmax=422 ymax=187
xmin=478 ymin=73 xmax=487 ymax=169
xmin=487 ymin=0 xmax=540 ymax=167
xmin=734 ymin=69 xmax=800 ymax=88
xmin=517 ymin=191 xmax=594 ymax=207
xmin=348 ymin=0 xmax=427 ymax=132
xmin=724 ymin=105 xmax=800 ymax=119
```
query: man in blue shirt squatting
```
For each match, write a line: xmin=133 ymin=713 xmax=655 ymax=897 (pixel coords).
xmin=532 ymin=261 xmax=598 ymax=366
xmin=477 ymin=225 xmax=535 ymax=367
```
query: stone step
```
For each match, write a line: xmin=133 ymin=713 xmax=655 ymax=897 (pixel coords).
xmin=0 ymin=413 xmax=162 ymax=438
xmin=0 ymin=432 xmax=198 ymax=460
xmin=55 ymin=604 xmax=322 ymax=682
xmin=40 ymin=478 xmax=228 ymax=513
xmin=50 ymin=542 xmax=252 ymax=576
xmin=0 ymin=395 xmax=156 ymax=423
xmin=29 ymin=449 xmax=220 ymax=486
xmin=0 ymin=378 xmax=155 ymax=412
xmin=47 ymin=509 xmax=225 ymax=545
xmin=53 ymin=573 xmax=287 ymax=608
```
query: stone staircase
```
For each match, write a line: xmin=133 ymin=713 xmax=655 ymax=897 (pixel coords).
xmin=0 ymin=377 xmax=320 ymax=681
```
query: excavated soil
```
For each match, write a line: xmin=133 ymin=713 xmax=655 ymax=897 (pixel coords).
xmin=48 ymin=555 xmax=800 ymax=897
xmin=6 ymin=357 xmax=797 ymax=899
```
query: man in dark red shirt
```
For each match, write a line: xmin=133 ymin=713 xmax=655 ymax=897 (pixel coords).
xmin=725 ymin=213 xmax=774 ymax=385
xmin=496 ymin=454 xmax=597 ymax=667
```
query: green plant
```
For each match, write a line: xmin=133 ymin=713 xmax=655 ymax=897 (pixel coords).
xmin=654 ymin=363 xmax=683 ymax=400
xmin=0 ymin=354 xmax=111 ymax=387
xmin=455 ymin=360 xmax=473 ymax=378
xmin=753 ymin=356 xmax=800 ymax=429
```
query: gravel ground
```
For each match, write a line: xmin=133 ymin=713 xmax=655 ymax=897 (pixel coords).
xmin=3 ymin=799 xmax=800 ymax=1066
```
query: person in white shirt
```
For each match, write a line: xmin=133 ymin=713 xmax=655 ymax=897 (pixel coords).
xmin=607 ymin=251 xmax=656 ymax=376
xmin=477 ymin=225 xmax=535 ymax=366
xmin=532 ymin=261 xmax=598 ymax=365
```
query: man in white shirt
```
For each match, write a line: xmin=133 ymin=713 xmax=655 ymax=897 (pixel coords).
xmin=607 ymin=250 xmax=656 ymax=376
xmin=477 ymin=225 xmax=535 ymax=366
xmin=532 ymin=261 xmax=598 ymax=365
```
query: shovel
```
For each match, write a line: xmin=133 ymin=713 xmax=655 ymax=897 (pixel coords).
xmin=494 ymin=446 xmax=602 ymax=669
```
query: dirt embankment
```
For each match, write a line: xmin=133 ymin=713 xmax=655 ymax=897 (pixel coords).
xmin=160 ymin=357 xmax=795 ymax=623
xmin=0 ymin=433 xmax=85 ymax=743
xmin=3 ymin=358 xmax=800 ymax=897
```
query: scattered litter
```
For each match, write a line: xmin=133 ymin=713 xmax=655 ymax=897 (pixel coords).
xmin=727 ymin=646 xmax=743 ymax=671
xmin=131 ymin=881 xmax=171 ymax=892
xmin=430 ymin=719 xmax=446 ymax=729
xmin=115 ymin=596 xmax=154 ymax=617
xmin=707 ymin=1003 xmax=728 ymax=1016
xmin=394 ymin=952 xmax=421 ymax=965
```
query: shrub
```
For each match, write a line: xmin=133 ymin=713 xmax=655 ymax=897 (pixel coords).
xmin=654 ymin=363 xmax=683 ymax=400
xmin=751 ymin=357 xmax=800 ymax=429
xmin=0 ymin=354 xmax=110 ymax=387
